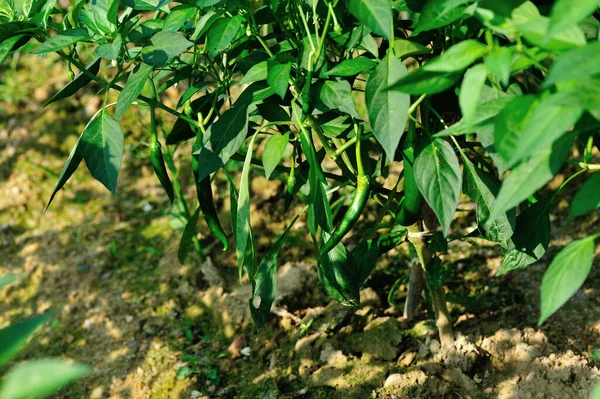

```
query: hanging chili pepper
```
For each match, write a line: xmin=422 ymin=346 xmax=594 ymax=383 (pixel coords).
xmin=396 ymin=120 xmax=423 ymax=226
xmin=284 ymin=145 xmax=297 ymax=212
xmin=320 ymin=125 xmax=370 ymax=256
xmin=192 ymin=154 xmax=229 ymax=251
xmin=150 ymin=141 xmax=175 ymax=204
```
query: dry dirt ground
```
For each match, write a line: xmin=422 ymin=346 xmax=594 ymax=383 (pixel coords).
xmin=1 ymin=55 xmax=599 ymax=399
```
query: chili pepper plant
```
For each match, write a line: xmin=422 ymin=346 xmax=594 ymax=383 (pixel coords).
xmin=1 ymin=0 xmax=600 ymax=352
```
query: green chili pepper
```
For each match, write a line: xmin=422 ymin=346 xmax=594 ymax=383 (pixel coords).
xmin=149 ymin=141 xmax=175 ymax=204
xmin=320 ymin=174 xmax=370 ymax=256
xmin=320 ymin=125 xmax=370 ymax=256
xmin=192 ymin=154 xmax=229 ymax=251
xmin=396 ymin=121 xmax=423 ymax=226
xmin=284 ymin=146 xmax=297 ymax=212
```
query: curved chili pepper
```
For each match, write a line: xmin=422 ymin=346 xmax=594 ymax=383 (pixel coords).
xmin=396 ymin=121 xmax=423 ymax=226
xmin=320 ymin=174 xmax=370 ymax=256
xmin=284 ymin=146 xmax=297 ymax=212
xmin=150 ymin=141 xmax=175 ymax=204
xmin=192 ymin=155 xmax=229 ymax=251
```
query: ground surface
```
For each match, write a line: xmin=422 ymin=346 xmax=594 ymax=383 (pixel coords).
xmin=1 ymin=55 xmax=599 ymax=399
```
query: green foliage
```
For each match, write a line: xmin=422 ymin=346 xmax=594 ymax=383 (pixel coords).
xmin=1 ymin=0 xmax=599 ymax=338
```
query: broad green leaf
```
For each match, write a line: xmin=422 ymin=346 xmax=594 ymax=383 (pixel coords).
xmin=569 ymin=172 xmax=600 ymax=218
xmin=345 ymin=0 xmax=393 ymax=40
xmin=257 ymin=100 xmax=289 ymax=123
xmin=459 ymin=64 xmax=488 ymax=128
xmin=176 ymin=81 xmax=211 ymax=109
xmin=326 ymin=56 xmax=377 ymax=77
xmin=517 ymin=16 xmax=587 ymax=51
xmin=163 ymin=5 xmax=196 ymax=32
xmin=197 ymin=0 xmax=223 ymax=6
xmin=484 ymin=46 xmax=514 ymax=86
xmin=81 ymin=0 xmax=118 ymax=35
xmin=478 ymin=0 xmax=527 ymax=17
xmin=393 ymin=38 xmax=431 ymax=58
xmin=424 ymin=40 xmax=489 ymax=73
xmin=30 ymin=0 xmax=57 ymax=28
xmin=206 ymin=15 xmax=244 ymax=57
xmin=414 ymin=0 xmax=475 ymax=34
xmin=547 ymin=78 xmax=600 ymax=113
xmin=236 ymin=132 xmax=259 ymax=278
xmin=262 ymin=132 xmax=289 ymax=180
xmin=389 ymin=69 xmax=462 ymax=95
xmin=178 ymin=207 xmax=201 ymax=264
xmin=0 ymin=275 xmax=16 ymax=289
xmin=319 ymin=80 xmax=359 ymax=118
xmin=365 ymin=54 xmax=409 ymax=162
xmin=94 ymin=35 xmax=122 ymax=60
xmin=193 ymin=103 xmax=249 ymax=183
xmin=490 ymin=134 xmax=574 ymax=221
xmin=0 ymin=35 xmax=28 ymax=65
xmin=45 ymin=58 xmax=101 ymax=107
xmin=426 ymin=256 xmax=451 ymax=290
xmin=544 ymin=42 xmax=600 ymax=87
xmin=539 ymin=235 xmax=598 ymax=325
xmin=414 ymin=137 xmax=462 ymax=236
xmin=318 ymin=232 xmax=360 ymax=307
xmin=462 ymin=153 xmax=515 ymax=244
xmin=45 ymin=140 xmax=83 ymax=212
xmin=494 ymin=95 xmax=582 ymax=168
xmin=250 ymin=209 xmax=304 ymax=329
xmin=122 ymin=0 xmax=169 ymax=10
xmin=0 ymin=314 xmax=50 ymax=367
xmin=239 ymin=61 xmax=268 ymax=85
xmin=32 ymin=28 xmax=90 ymax=54
xmin=79 ymin=111 xmax=124 ymax=194
xmin=497 ymin=200 xmax=551 ymax=275
xmin=267 ymin=62 xmax=291 ymax=100
xmin=190 ymin=10 xmax=219 ymax=41
xmin=546 ymin=0 xmax=600 ymax=38
xmin=141 ymin=31 xmax=193 ymax=65
xmin=435 ymin=96 xmax=514 ymax=137
xmin=0 ymin=359 xmax=91 ymax=399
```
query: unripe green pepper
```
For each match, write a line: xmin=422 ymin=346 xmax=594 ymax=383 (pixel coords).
xmin=396 ymin=121 xmax=423 ymax=226
xmin=149 ymin=141 xmax=175 ymax=204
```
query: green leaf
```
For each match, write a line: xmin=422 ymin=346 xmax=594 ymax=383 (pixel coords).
xmin=461 ymin=153 xmax=515 ymax=244
xmin=435 ymin=96 xmax=514 ymax=137
xmin=389 ymin=68 xmax=462 ymax=95
xmin=544 ymin=42 xmax=600 ymax=87
xmin=345 ymin=0 xmax=393 ymax=40
xmin=115 ymin=63 xmax=153 ymax=120
xmin=547 ymin=78 xmax=600 ymax=113
xmin=236 ymin=132 xmax=259 ymax=278
xmin=539 ymin=235 xmax=598 ymax=325
xmin=94 ymin=35 xmax=122 ymax=60
xmin=0 ymin=35 xmax=28 ymax=65
xmin=250 ymin=209 xmax=304 ymax=329
xmin=0 ymin=314 xmax=50 ymax=367
xmin=0 ymin=275 xmax=16 ymax=289
xmin=163 ymin=5 xmax=196 ymax=32
xmin=45 ymin=140 xmax=83 ymax=212
xmin=262 ymin=133 xmax=289 ymax=180
xmin=546 ymin=0 xmax=600 ymax=38
xmin=319 ymin=80 xmax=358 ymax=118
xmin=318 ymin=232 xmax=360 ymax=307
xmin=414 ymin=137 xmax=462 ymax=236
xmin=517 ymin=16 xmax=587 ymax=51
xmin=45 ymin=58 xmax=101 ymax=107
xmin=193 ymin=103 xmax=249 ymax=183
xmin=141 ymin=31 xmax=193 ymax=65
xmin=426 ymin=256 xmax=451 ymax=290
xmin=459 ymin=64 xmax=488 ymax=128
xmin=569 ymin=172 xmax=600 ymax=218
xmin=414 ymin=0 xmax=475 ymax=34
xmin=206 ymin=15 xmax=244 ymax=57
xmin=497 ymin=200 xmax=551 ymax=275
xmin=423 ymin=40 xmax=489 ymax=73
xmin=79 ymin=111 xmax=124 ymax=194
xmin=81 ymin=0 xmax=118 ymax=35
xmin=484 ymin=46 xmax=514 ymax=87
xmin=267 ymin=62 xmax=291 ymax=100
xmin=326 ymin=56 xmax=377 ymax=77
xmin=393 ymin=38 xmax=431 ymax=59
xmin=0 ymin=359 xmax=91 ymax=399
xmin=494 ymin=95 xmax=582 ymax=168
xmin=239 ymin=61 xmax=268 ymax=85
xmin=178 ymin=207 xmax=201 ymax=264
xmin=365 ymin=54 xmax=410 ymax=162
xmin=32 ymin=28 xmax=90 ymax=54
xmin=257 ymin=100 xmax=289 ymax=123
xmin=490 ymin=134 xmax=574 ymax=221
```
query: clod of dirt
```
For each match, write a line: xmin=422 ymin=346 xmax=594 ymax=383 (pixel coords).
xmin=346 ymin=316 xmax=403 ymax=361
xmin=319 ymin=342 xmax=348 ymax=366
xmin=275 ymin=262 xmax=315 ymax=306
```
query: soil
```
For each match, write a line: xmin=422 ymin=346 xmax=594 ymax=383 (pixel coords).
xmin=1 ymin=55 xmax=599 ymax=399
